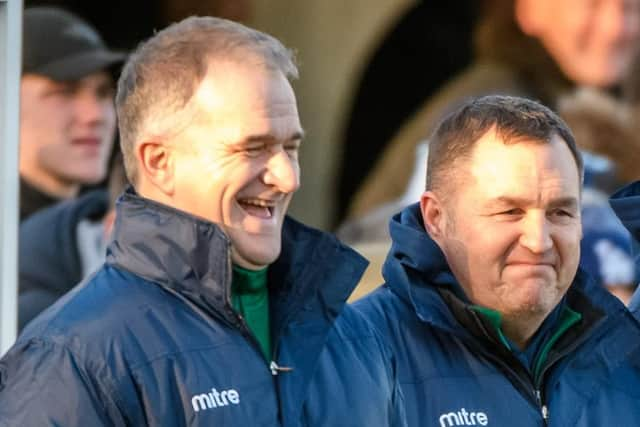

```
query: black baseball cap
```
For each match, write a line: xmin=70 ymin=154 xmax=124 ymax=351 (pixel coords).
xmin=22 ymin=7 xmax=126 ymax=81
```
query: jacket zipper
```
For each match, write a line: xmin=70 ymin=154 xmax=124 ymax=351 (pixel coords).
xmin=222 ymin=254 xmax=284 ymax=375
xmin=530 ymin=312 xmax=610 ymax=426
xmin=225 ymin=306 xmax=282 ymax=373
xmin=468 ymin=342 xmax=551 ymax=425
xmin=535 ymin=389 xmax=549 ymax=424
xmin=459 ymin=312 xmax=550 ymax=424
xmin=221 ymin=254 xmax=303 ymax=424
xmin=473 ymin=316 xmax=609 ymax=427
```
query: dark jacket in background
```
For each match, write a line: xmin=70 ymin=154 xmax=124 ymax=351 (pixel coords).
xmin=19 ymin=177 xmax=64 ymax=222
xmin=610 ymin=181 xmax=640 ymax=306
xmin=18 ymin=190 xmax=108 ymax=330
xmin=0 ymin=189 xmax=405 ymax=427
xmin=354 ymin=203 xmax=640 ymax=426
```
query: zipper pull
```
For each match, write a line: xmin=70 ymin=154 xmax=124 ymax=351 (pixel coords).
xmin=270 ymin=360 xmax=294 ymax=376
xmin=541 ymin=405 xmax=549 ymax=420
xmin=536 ymin=390 xmax=549 ymax=420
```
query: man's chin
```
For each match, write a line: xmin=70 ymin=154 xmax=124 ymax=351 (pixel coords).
xmin=509 ymin=295 xmax=559 ymax=319
xmin=66 ymin=171 xmax=107 ymax=185
xmin=230 ymin=246 xmax=281 ymax=270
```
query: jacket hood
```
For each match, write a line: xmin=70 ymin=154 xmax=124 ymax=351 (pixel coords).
xmin=382 ymin=203 xmax=465 ymax=330
xmin=384 ymin=204 xmax=625 ymax=331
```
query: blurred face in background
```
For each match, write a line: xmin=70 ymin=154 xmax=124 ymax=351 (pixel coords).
xmin=516 ymin=0 xmax=640 ymax=87
xmin=20 ymin=71 xmax=117 ymax=197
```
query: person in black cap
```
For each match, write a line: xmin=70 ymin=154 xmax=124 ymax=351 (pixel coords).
xmin=19 ymin=7 xmax=125 ymax=221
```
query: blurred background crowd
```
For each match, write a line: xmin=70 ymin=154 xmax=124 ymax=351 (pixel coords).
xmin=14 ymin=0 xmax=640 ymax=328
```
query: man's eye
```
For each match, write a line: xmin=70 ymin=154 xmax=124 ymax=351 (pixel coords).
xmin=244 ymin=145 xmax=265 ymax=156
xmin=284 ymin=142 xmax=300 ymax=154
xmin=96 ymin=85 xmax=116 ymax=100
xmin=499 ymin=208 xmax=523 ymax=216
xmin=552 ymin=209 xmax=573 ymax=218
xmin=46 ymin=86 xmax=75 ymax=97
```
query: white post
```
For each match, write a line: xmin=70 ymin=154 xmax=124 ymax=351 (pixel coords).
xmin=0 ymin=0 xmax=22 ymax=355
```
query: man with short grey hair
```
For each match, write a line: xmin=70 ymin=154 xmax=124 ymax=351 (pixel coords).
xmin=0 ymin=16 xmax=405 ymax=426
xmin=355 ymin=95 xmax=640 ymax=426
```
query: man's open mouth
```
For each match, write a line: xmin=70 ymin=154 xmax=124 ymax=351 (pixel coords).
xmin=237 ymin=198 xmax=275 ymax=219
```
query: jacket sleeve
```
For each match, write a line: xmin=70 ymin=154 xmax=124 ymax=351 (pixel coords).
xmin=0 ymin=338 xmax=127 ymax=426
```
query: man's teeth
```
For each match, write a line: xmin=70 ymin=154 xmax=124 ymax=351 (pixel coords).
xmin=240 ymin=199 xmax=273 ymax=208
xmin=239 ymin=199 xmax=274 ymax=218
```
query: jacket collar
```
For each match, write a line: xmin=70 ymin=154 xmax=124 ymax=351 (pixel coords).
xmin=383 ymin=203 xmax=625 ymax=334
xmin=107 ymin=187 xmax=233 ymax=319
xmin=269 ymin=214 xmax=369 ymax=424
xmin=107 ymin=187 xmax=367 ymax=324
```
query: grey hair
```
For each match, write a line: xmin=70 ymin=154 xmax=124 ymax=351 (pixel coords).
xmin=116 ymin=16 xmax=298 ymax=184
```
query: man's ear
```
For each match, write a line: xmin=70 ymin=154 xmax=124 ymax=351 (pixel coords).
xmin=136 ymin=140 xmax=175 ymax=196
xmin=420 ymin=190 xmax=447 ymax=240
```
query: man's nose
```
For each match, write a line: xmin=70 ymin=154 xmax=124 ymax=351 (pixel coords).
xmin=75 ymin=91 xmax=110 ymax=124
xmin=519 ymin=211 xmax=553 ymax=254
xmin=263 ymin=148 xmax=300 ymax=194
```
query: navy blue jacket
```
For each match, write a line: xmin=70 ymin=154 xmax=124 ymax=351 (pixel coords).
xmin=0 ymin=189 xmax=405 ymax=426
xmin=355 ymin=203 xmax=640 ymax=427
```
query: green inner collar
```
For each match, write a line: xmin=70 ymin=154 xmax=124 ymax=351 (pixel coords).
xmin=231 ymin=264 xmax=271 ymax=361
xmin=232 ymin=264 xmax=268 ymax=293
xmin=470 ymin=304 xmax=582 ymax=380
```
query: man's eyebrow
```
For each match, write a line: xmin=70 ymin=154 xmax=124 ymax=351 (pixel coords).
xmin=547 ymin=197 xmax=579 ymax=210
xmin=485 ymin=196 xmax=579 ymax=209
xmin=244 ymin=130 xmax=305 ymax=144
xmin=485 ymin=196 xmax=531 ymax=207
xmin=46 ymin=80 xmax=76 ymax=91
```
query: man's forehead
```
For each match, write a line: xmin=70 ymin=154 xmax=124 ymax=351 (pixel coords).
xmin=465 ymin=132 xmax=581 ymax=196
xmin=470 ymin=130 xmax=576 ymax=167
xmin=194 ymin=61 xmax=294 ymax=112
xmin=179 ymin=64 xmax=301 ymax=146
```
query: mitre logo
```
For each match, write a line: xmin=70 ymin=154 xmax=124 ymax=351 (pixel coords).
xmin=438 ymin=408 xmax=489 ymax=427
xmin=191 ymin=387 xmax=240 ymax=413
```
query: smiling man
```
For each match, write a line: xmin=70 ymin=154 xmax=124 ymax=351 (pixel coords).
xmin=0 ymin=17 xmax=404 ymax=426
xmin=355 ymin=95 xmax=640 ymax=426
xmin=19 ymin=7 xmax=124 ymax=221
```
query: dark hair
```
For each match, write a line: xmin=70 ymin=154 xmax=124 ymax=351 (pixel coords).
xmin=116 ymin=16 xmax=298 ymax=184
xmin=426 ymin=95 xmax=583 ymax=194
